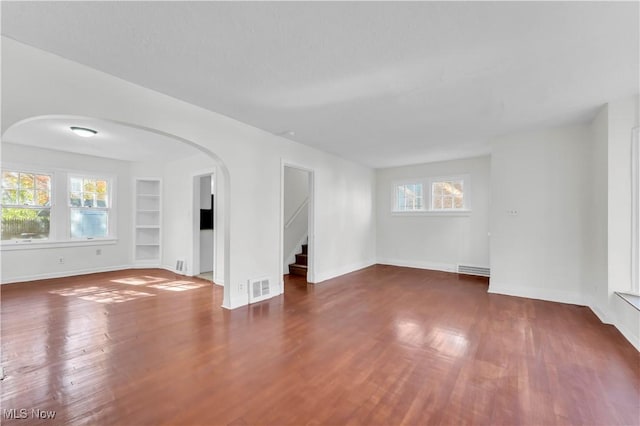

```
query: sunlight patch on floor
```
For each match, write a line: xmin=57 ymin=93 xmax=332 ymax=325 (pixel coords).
xmin=110 ymin=276 xmax=168 ymax=285
xmin=147 ymin=280 xmax=207 ymax=292
xmin=78 ymin=289 xmax=155 ymax=304
xmin=49 ymin=286 xmax=107 ymax=296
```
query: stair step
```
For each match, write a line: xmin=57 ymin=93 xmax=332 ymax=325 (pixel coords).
xmin=301 ymin=244 xmax=308 ymax=255
xmin=295 ymin=253 xmax=308 ymax=266
xmin=288 ymin=263 xmax=308 ymax=276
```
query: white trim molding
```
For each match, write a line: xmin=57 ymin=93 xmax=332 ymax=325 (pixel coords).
xmin=631 ymin=126 xmax=639 ymax=293
xmin=313 ymin=259 xmax=376 ymax=284
xmin=0 ymin=264 xmax=133 ymax=285
xmin=377 ymin=258 xmax=457 ymax=274
xmin=488 ymin=282 xmax=585 ymax=307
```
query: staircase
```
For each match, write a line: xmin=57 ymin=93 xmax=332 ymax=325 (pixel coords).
xmin=288 ymin=244 xmax=308 ymax=277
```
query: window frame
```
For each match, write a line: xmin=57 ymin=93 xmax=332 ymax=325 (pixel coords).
xmin=392 ymin=180 xmax=425 ymax=212
xmin=68 ymin=174 xmax=114 ymax=240
xmin=1 ymin=168 xmax=54 ymax=242
xmin=0 ymin=163 xmax=118 ymax=250
xmin=391 ymin=174 xmax=471 ymax=216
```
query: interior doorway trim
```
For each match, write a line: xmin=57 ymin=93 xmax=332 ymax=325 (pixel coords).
xmin=280 ymin=160 xmax=315 ymax=293
xmin=191 ymin=168 xmax=217 ymax=283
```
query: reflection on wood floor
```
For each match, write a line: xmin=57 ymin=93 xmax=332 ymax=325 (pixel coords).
xmin=1 ymin=266 xmax=638 ymax=425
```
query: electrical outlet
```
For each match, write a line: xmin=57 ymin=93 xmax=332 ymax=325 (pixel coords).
xmin=96 ymin=249 xmax=102 ymax=255
xmin=239 ymin=282 xmax=244 ymax=292
xmin=58 ymin=257 xmax=64 ymax=264
xmin=508 ymin=209 xmax=519 ymax=216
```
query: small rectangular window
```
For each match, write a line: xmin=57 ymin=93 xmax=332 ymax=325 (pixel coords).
xmin=394 ymin=182 xmax=424 ymax=211
xmin=391 ymin=175 xmax=470 ymax=214
xmin=431 ymin=179 xmax=465 ymax=211
xmin=1 ymin=170 xmax=52 ymax=240
xmin=69 ymin=176 xmax=111 ymax=239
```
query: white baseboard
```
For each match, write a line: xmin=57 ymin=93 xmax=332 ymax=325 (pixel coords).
xmin=376 ymin=258 xmax=456 ymax=274
xmin=0 ymin=264 xmax=134 ymax=285
xmin=488 ymin=282 xmax=584 ymax=306
xmin=586 ymin=296 xmax=611 ymax=324
xmin=613 ymin=318 xmax=640 ymax=351
xmin=160 ymin=264 xmax=195 ymax=276
xmin=131 ymin=263 xmax=162 ymax=270
xmin=214 ymin=272 xmax=225 ymax=286
xmin=313 ymin=259 xmax=376 ymax=284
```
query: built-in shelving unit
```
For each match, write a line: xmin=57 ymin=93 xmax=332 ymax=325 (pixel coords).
xmin=134 ymin=178 xmax=161 ymax=265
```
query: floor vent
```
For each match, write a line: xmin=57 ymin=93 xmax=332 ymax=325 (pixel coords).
xmin=175 ymin=258 xmax=186 ymax=273
xmin=250 ymin=278 xmax=270 ymax=300
xmin=457 ymin=265 xmax=490 ymax=277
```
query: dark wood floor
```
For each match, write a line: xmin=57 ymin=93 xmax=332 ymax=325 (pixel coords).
xmin=1 ymin=266 xmax=638 ymax=425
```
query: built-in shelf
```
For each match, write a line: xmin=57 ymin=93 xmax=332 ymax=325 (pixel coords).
xmin=134 ymin=178 xmax=161 ymax=265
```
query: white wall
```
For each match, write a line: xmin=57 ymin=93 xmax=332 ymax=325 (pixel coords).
xmin=586 ymin=104 xmax=609 ymax=316
xmin=608 ymin=96 xmax=639 ymax=294
xmin=0 ymin=143 xmax=133 ymax=282
xmin=283 ymin=167 xmax=309 ymax=272
xmin=376 ymin=156 xmax=490 ymax=272
xmin=1 ymin=39 xmax=377 ymax=307
xmin=489 ymin=125 xmax=591 ymax=304
xmin=605 ymin=96 xmax=639 ymax=348
xmin=132 ymin=152 xmax=219 ymax=278
xmin=585 ymin=96 xmax=640 ymax=350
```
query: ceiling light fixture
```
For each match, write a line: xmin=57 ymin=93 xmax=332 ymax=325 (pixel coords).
xmin=70 ymin=126 xmax=98 ymax=138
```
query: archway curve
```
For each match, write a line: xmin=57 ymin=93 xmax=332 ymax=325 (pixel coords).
xmin=1 ymin=114 xmax=232 ymax=308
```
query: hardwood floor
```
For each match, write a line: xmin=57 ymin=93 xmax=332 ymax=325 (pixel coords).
xmin=1 ymin=266 xmax=638 ymax=425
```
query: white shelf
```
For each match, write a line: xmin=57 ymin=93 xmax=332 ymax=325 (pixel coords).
xmin=134 ymin=178 xmax=161 ymax=264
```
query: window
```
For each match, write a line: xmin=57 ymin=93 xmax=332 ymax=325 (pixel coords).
xmin=431 ymin=179 xmax=464 ymax=210
xmin=1 ymin=171 xmax=52 ymax=240
xmin=395 ymin=183 xmax=423 ymax=211
xmin=69 ymin=176 xmax=110 ymax=239
xmin=393 ymin=175 xmax=469 ymax=213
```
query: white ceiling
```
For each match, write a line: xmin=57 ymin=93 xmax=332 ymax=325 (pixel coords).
xmin=2 ymin=116 xmax=203 ymax=163
xmin=2 ymin=2 xmax=638 ymax=168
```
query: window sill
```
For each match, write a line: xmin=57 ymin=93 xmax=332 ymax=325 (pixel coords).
xmin=0 ymin=238 xmax=118 ymax=251
xmin=391 ymin=210 xmax=472 ymax=217
xmin=616 ymin=292 xmax=640 ymax=312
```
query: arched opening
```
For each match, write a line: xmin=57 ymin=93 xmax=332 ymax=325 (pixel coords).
xmin=1 ymin=114 xmax=232 ymax=308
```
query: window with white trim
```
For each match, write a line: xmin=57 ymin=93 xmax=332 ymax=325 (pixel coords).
xmin=0 ymin=164 xmax=117 ymax=247
xmin=431 ymin=179 xmax=464 ymax=210
xmin=69 ymin=176 xmax=111 ymax=239
xmin=1 ymin=170 xmax=52 ymax=240
xmin=392 ymin=175 xmax=470 ymax=213
xmin=394 ymin=182 xmax=423 ymax=211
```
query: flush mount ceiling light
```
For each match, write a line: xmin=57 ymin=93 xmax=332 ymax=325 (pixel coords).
xmin=70 ymin=126 xmax=98 ymax=138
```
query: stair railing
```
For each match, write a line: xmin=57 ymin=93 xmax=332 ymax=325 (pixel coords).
xmin=285 ymin=197 xmax=309 ymax=229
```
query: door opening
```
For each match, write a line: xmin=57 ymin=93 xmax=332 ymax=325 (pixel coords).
xmin=193 ymin=172 xmax=216 ymax=283
xmin=281 ymin=164 xmax=314 ymax=292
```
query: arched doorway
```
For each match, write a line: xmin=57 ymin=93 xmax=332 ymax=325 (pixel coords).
xmin=1 ymin=114 xmax=232 ymax=308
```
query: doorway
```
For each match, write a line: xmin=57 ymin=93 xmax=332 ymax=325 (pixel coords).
xmin=281 ymin=164 xmax=314 ymax=292
xmin=197 ymin=174 xmax=215 ymax=281
xmin=192 ymin=169 xmax=223 ymax=286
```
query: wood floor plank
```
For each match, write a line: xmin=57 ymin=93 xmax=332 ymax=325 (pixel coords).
xmin=1 ymin=266 xmax=638 ymax=425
